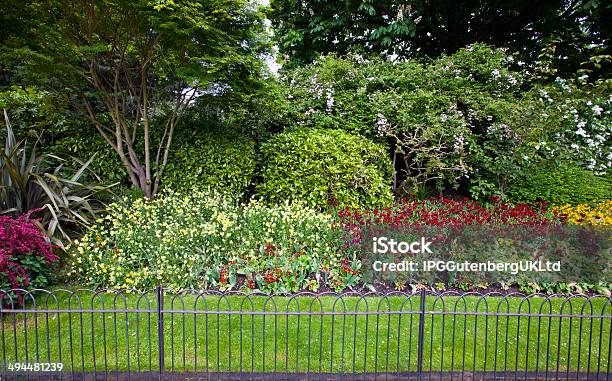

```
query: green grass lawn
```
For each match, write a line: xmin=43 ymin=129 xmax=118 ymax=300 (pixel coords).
xmin=0 ymin=290 xmax=610 ymax=375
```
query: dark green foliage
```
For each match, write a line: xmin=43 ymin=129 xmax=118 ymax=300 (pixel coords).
xmin=0 ymin=0 xmax=268 ymax=198
xmin=0 ymin=88 xmax=126 ymax=187
xmin=269 ymin=0 xmax=416 ymax=66
xmin=0 ymin=87 xmax=69 ymax=140
xmin=508 ymin=161 xmax=612 ymax=205
xmin=257 ymin=128 xmax=394 ymax=209
xmin=270 ymin=0 xmax=611 ymax=77
xmin=163 ymin=129 xmax=257 ymax=196
xmin=51 ymin=134 xmax=126 ymax=186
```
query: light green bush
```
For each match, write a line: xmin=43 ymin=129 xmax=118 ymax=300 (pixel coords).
xmin=162 ymin=130 xmax=256 ymax=196
xmin=256 ymin=128 xmax=394 ymax=209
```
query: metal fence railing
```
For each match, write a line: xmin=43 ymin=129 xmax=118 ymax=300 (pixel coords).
xmin=0 ymin=288 xmax=610 ymax=380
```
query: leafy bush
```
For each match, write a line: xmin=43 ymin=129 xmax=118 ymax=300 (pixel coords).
xmin=256 ymin=44 xmax=609 ymax=198
xmin=71 ymin=191 xmax=357 ymax=293
xmin=529 ymin=78 xmax=611 ymax=175
xmin=51 ymin=134 xmax=126 ymax=186
xmin=0 ymin=214 xmax=59 ymax=290
xmin=0 ymin=87 xmax=69 ymax=140
xmin=469 ymin=76 xmax=611 ymax=200
xmin=0 ymin=88 xmax=125 ymax=187
xmin=162 ymin=129 xmax=256 ymax=195
xmin=507 ymin=161 xmax=612 ymax=205
xmin=257 ymin=128 xmax=394 ymax=209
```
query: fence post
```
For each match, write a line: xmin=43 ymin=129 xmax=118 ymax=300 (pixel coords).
xmin=157 ymin=286 xmax=165 ymax=380
xmin=417 ymin=288 xmax=426 ymax=380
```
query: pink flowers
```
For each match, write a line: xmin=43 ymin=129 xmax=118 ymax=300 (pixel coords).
xmin=0 ymin=214 xmax=58 ymax=290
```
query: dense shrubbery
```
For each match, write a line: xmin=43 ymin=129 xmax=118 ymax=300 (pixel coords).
xmin=507 ymin=161 xmax=612 ymax=205
xmin=470 ymin=76 xmax=611 ymax=201
xmin=259 ymin=44 xmax=610 ymax=204
xmin=163 ymin=129 xmax=256 ymax=196
xmin=264 ymin=45 xmax=537 ymax=193
xmin=0 ymin=214 xmax=59 ymax=290
xmin=257 ymin=128 xmax=394 ymax=209
xmin=0 ymin=88 xmax=126 ymax=187
xmin=52 ymin=134 xmax=126 ymax=186
xmin=42 ymin=120 xmax=257 ymax=196
xmin=269 ymin=51 xmax=479 ymax=192
xmin=5 ymin=45 xmax=609 ymax=206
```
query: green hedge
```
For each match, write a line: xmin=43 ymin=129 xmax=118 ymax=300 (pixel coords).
xmin=257 ymin=128 xmax=394 ymax=209
xmin=508 ymin=161 xmax=612 ymax=205
xmin=52 ymin=134 xmax=126 ymax=186
xmin=162 ymin=130 xmax=256 ymax=195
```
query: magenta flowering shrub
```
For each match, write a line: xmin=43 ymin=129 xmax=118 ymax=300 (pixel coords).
xmin=0 ymin=214 xmax=59 ymax=290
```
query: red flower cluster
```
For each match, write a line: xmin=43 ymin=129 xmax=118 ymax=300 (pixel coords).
xmin=264 ymin=243 xmax=276 ymax=256
xmin=246 ymin=278 xmax=256 ymax=289
xmin=0 ymin=214 xmax=59 ymax=289
xmin=341 ymin=259 xmax=358 ymax=275
xmin=219 ymin=265 xmax=229 ymax=284
xmin=337 ymin=196 xmax=559 ymax=227
xmin=264 ymin=268 xmax=284 ymax=283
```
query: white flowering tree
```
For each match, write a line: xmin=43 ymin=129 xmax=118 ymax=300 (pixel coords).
xmin=273 ymin=44 xmax=526 ymax=194
xmin=265 ymin=43 xmax=610 ymax=200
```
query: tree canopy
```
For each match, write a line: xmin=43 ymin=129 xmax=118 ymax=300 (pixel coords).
xmin=0 ymin=0 xmax=267 ymax=197
xmin=269 ymin=0 xmax=611 ymax=75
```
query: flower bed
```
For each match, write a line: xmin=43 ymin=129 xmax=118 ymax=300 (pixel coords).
xmin=336 ymin=196 xmax=560 ymax=227
xmin=70 ymin=192 xmax=611 ymax=294
xmin=555 ymin=201 xmax=612 ymax=225
xmin=71 ymin=191 xmax=351 ymax=292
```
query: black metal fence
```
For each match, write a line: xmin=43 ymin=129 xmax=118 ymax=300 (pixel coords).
xmin=0 ymin=288 xmax=610 ymax=380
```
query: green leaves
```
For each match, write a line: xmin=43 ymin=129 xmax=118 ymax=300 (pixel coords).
xmin=270 ymin=0 xmax=610 ymax=79
xmin=162 ymin=128 xmax=257 ymax=195
xmin=257 ymin=128 xmax=394 ymax=210
xmin=1 ymin=0 xmax=268 ymax=198
xmin=507 ymin=161 xmax=612 ymax=206
xmin=269 ymin=0 xmax=418 ymax=66
xmin=271 ymin=45 xmax=518 ymax=194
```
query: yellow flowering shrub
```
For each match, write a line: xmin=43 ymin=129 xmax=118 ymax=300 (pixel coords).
xmin=555 ymin=201 xmax=612 ymax=225
xmin=70 ymin=191 xmax=355 ymax=292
